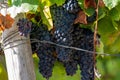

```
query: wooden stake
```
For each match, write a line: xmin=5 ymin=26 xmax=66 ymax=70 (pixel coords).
xmin=2 ymin=13 xmax=36 ymax=80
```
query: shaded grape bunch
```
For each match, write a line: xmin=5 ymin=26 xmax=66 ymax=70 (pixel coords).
xmin=30 ymin=22 xmax=55 ymax=79
xmin=50 ymin=4 xmax=76 ymax=62
xmin=72 ymin=26 xmax=95 ymax=80
xmin=30 ymin=22 xmax=52 ymax=53
xmin=37 ymin=46 xmax=56 ymax=80
xmin=17 ymin=18 xmax=32 ymax=37
xmin=63 ymin=59 xmax=78 ymax=76
xmin=63 ymin=0 xmax=81 ymax=13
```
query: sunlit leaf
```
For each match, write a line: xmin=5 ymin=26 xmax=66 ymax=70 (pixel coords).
xmin=103 ymin=0 xmax=120 ymax=10
xmin=109 ymin=8 xmax=120 ymax=21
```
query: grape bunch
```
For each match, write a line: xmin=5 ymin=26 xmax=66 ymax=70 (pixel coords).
xmin=72 ymin=26 xmax=95 ymax=80
xmin=30 ymin=21 xmax=56 ymax=79
xmin=17 ymin=18 xmax=32 ymax=37
xmin=63 ymin=59 xmax=78 ymax=76
xmin=63 ymin=0 xmax=81 ymax=13
xmin=50 ymin=4 xmax=76 ymax=62
xmin=29 ymin=2 xmax=97 ymax=80
xmin=37 ymin=45 xmax=56 ymax=80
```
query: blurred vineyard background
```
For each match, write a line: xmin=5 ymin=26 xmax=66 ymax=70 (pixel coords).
xmin=1 ymin=54 xmax=120 ymax=80
xmin=1 ymin=0 xmax=120 ymax=80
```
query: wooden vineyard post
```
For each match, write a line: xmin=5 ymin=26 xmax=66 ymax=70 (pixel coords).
xmin=1 ymin=14 xmax=36 ymax=80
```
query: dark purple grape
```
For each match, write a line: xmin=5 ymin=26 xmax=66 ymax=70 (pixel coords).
xmin=17 ymin=18 xmax=32 ymax=37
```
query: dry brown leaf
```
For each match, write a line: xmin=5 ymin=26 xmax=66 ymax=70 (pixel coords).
xmin=74 ymin=11 xmax=87 ymax=24
xmin=0 ymin=13 xmax=14 ymax=32
xmin=98 ymin=0 xmax=105 ymax=7
xmin=84 ymin=0 xmax=96 ymax=9
xmin=25 ymin=13 xmax=35 ymax=20
xmin=0 ymin=14 xmax=5 ymax=31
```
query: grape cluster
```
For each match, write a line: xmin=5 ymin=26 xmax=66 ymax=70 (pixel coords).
xmin=50 ymin=4 xmax=76 ymax=62
xmin=72 ymin=26 xmax=95 ymax=80
xmin=17 ymin=18 xmax=32 ymax=37
xmin=50 ymin=4 xmax=97 ymax=80
xmin=30 ymin=21 xmax=56 ymax=79
xmin=63 ymin=0 xmax=81 ymax=13
xmin=28 ymin=2 xmax=97 ymax=80
xmin=37 ymin=46 xmax=55 ymax=79
xmin=63 ymin=59 xmax=78 ymax=76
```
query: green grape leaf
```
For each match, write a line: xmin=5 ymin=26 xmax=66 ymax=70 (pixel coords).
xmin=38 ymin=2 xmax=52 ymax=30
xmin=7 ymin=4 xmax=38 ymax=18
xmin=8 ymin=0 xmax=39 ymax=17
xmin=41 ymin=0 xmax=65 ymax=7
xmin=49 ymin=0 xmax=65 ymax=6
xmin=10 ymin=0 xmax=39 ymax=6
xmin=0 ymin=63 xmax=8 ymax=80
xmin=98 ymin=16 xmax=116 ymax=35
xmin=110 ymin=35 xmax=120 ymax=53
xmin=103 ymin=0 xmax=120 ymax=10
xmin=109 ymin=7 xmax=120 ymax=21
xmin=97 ymin=16 xmax=119 ymax=54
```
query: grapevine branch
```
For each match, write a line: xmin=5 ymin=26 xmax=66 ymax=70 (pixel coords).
xmin=93 ymin=0 xmax=99 ymax=80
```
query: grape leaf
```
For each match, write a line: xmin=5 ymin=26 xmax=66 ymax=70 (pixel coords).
xmin=98 ymin=16 xmax=116 ymax=35
xmin=49 ymin=0 xmax=65 ymax=6
xmin=103 ymin=0 xmax=120 ymax=10
xmin=74 ymin=11 xmax=87 ymax=24
xmin=10 ymin=0 xmax=39 ymax=6
xmin=38 ymin=1 xmax=53 ymax=30
xmin=99 ymin=0 xmax=105 ymax=7
xmin=109 ymin=34 xmax=120 ymax=53
xmin=109 ymin=7 xmax=120 ymax=21
xmin=0 ymin=14 xmax=14 ymax=31
xmin=7 ymin=3 xmax=38 ymax=18
xmin=84 ymin=0 xmax=96 ymax=9
xmin=0 ymin=63 xmax=8 ymax=80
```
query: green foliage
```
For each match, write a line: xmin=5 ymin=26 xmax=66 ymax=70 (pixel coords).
xmin=49 ymin=0 xmax=65 ymax=6
xmin=0 ymin=63 xmax=8 ymax=80
xmin=97 ymin=57 xmax=120 ymax=80
xmin=109 ymin=7 xmax=120 ymax=21
xmin=103 ymin=0 xmax=120 ymax=10
xmin=0 ymin=56 xmax=8 ymax=80
xmin=98 ymin=17 xmax=116 ymax=35
xmin=8 ymin=0 xmax=39 ymax=6
xmin=38 ymin=1 xmax=52 ymax=29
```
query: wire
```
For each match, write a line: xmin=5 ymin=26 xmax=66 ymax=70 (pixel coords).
xmin=2 ymin=38 xmax=120 ymax=57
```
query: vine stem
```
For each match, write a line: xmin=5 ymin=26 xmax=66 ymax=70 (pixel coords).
xmin=93 ymin=0 xmax=99 ymax=80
